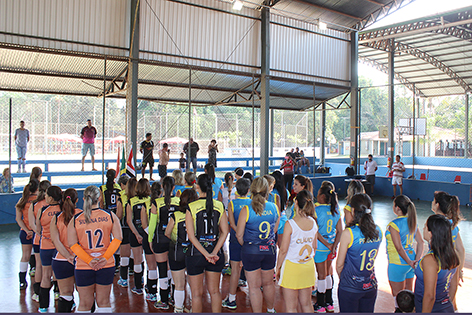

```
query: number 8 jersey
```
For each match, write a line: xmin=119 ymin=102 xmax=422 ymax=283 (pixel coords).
xmin=340 ymin=224 xmax=382 ymax=292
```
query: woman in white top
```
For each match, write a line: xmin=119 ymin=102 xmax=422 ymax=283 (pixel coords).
xmin=221 ymin=172 xmax=236 ymax=208
xmin=276 ymin=189 xmax=318 ymax=313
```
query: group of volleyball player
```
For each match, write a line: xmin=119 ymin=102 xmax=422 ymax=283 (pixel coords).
xmin=15 ymin=164 xmax=465 ymax=313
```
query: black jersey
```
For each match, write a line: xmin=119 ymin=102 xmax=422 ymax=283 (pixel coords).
xmin=151 ymin=196 xmax=180 ymax=243
xmin=100 ymin=183 xmax=121 ymax=212
xmin=128 ymin=196 xmax=151 ymax=230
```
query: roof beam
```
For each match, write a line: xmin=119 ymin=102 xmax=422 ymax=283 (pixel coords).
xmin=290 ymin=0 xmax=362 ymax=20
xmin=353 ymin=0 xmax=416 ymax=31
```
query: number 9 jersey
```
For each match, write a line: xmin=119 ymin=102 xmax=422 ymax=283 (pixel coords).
xmin=339 ymin=224 xmax=382 ymax=292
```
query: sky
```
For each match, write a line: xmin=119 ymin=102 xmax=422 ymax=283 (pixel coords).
xmin=359 ymin=0 xmax=472 ymax=85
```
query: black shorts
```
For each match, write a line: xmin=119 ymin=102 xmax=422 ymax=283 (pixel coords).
xmin=158 ymin=165 xmax=167 ymax=178
xmin=142 ymin=155 xmax=154 ymax=168
xmin=75 ymin=267 xmax=115 ymax=287
xmin=366 ymin=175 xmax=375 ymax=186
xmin=19 ymin=230 xmax=33 ymax=245
xmin=169 ymin=243 xmax=187 ymax=271
xmin=129 ymin=229 xmax=153 ymax=255
xmin=121 ymin=227 xmax=130 ymax=245
xmin=152 ymin=237 xmax=170 ymax=254
xmin=186 ymin=250 xmax=225 ymax=276
xmin=52 ymin=259 xmax=75 ymax=280
xmin=40 ymin=248 xmax=57 ymax=267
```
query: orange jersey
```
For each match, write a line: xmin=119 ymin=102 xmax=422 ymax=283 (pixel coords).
xmin=21 ymin=194 xmax=37 ymax=231
xmin=54 ymin=209 xmax=83 ymax=261
xmin=33 ymin=200 xmax=48 ymax=246
xmin=39 ymin=204 xmax=62 ymax=250
xmin=73 ymin=208 xmax=115 ymax=270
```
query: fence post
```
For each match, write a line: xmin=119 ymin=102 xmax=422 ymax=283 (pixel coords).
xmin=8 ymin=98 xmax=12 ymax=193
xmin=466 ymin=93 xmax=469 ymax=158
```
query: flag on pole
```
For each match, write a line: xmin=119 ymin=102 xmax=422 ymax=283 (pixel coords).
xmin=126 ymin=148 xmax=136 ymax=178
xmin=115 ymin=147 xmax=120 ymax=181
xmin=119 ymin=146 xmax=126 ymax=176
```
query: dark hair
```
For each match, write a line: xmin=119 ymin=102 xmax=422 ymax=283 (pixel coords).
xmin=162 ymin=176 xmax=175 ymax=211
xmin=34 ymin=180 xmax=51 ymax=203
xmin=396 ymin=155 xmax=401 ymax=159
xmin=234 ymin=167 xmax=244 ymax=177
xmin=117 ymin=174 xmax=130 ymax=187
xmin=349 ymin=193 xmax=378 ymax=241
xmin=243 ymin=172 xmax=253 ymax=183
xmin=197 ymin=174 xmax=214 ymax=230
xmin=16 ymin=179 xmax=39 ymax=211
xmin=211 ymin=139 xmax=216 ymax=144
xmin=396 ymin=290 xmax=415 ymax=313
xmin=136 ymin=178 xmax=151 ymax=198
xmin=146 ymin=132 xmax=152 ymax=137
xmin=426 ymin=214 xmax=460 ymax=270
xmin=394 ymin=195 xmax=417 ymax=234
xmin=294 ymin=175 xmax=313 ymax=195
xmin=126 ymin=177 xmax=137 ymax=199
xmin=179 ymin=189 xmax=198 ymax=213
xmin=250 ymin=177 xmax=269 ymax=215
xmin=235 ymin=178 xmax=251 ymax=196
xmin=47 ymin=186 xmax=63 ymax=203
xmin=62 ymin=188 xmax=78 ymax=226
xmin=346 ymin=180 xmax=364 ymax=205
xmin=30 ymin=167 xmax=42 ymax=181
xmin=20 ymin=120 xmax=25 ymax=123
xmin=317 ymin=185 xmax=338 ymax=216
xmin=151 ymin=181 xmax=162 ymax=200
xmin=433 ymin=191 xmax=463 ymax=228
xmin=106 ymin=169 xmax=116 ymax=191
xmin=271 ymin=170 xmax=287 ymax=209
xmin=163 ymin=143 xmax=168 ymax=148
xmin=295 ymin=190 xmax=315 ymax=218
xmin=204 ymin=163 xmax=216 ymax=184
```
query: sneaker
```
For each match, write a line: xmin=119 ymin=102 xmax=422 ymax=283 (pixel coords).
xmin=54 ymin=292 xmax=60 ymax=300
xmin=129 ymin=269 xmax=134 ymax=276
xmin=131 ymin=287 xmax=143 ymax=295
xmin=32 ymin=293 xmax=39 ymax=302
xmin=115 ymin=267 xmax=120 ymax=274
xmin=238 ymin=279 xmax=247 ymax=287
xmin=168 ymin=296 xmax=175 ymax=306
xmin=326 ymin=304 xmax=334 ymax=313
xmin=222 ymin=265 xmax=231 ymax=275
xmin=174 ymin=306 xmax=184 ymax=313
xmin=222 ymin=298 xmax=237 ymax=310
xmin=38 ymin=308 xmax=48 ymax=313
xmin=312 ymin=289 xmax=317 ymax=297
xmin=19 ymin=281 xmax=27 ymax=290
xmin=267 ymin=309 xmax=276 ymax=313
xmin=17 ymin=169 xmax=21 ymax=173
xmin=29 ymin=267 xmax=36 ymax=277
xmin=117 ymin=278 xmax=128 ymax=288
xmin=313 ymin=304 xmax=326 ymax=313
xmin=154 ymin=301 xmax=169 ymax=310
xmin=145 ymin=293 xmax=157 ymax=302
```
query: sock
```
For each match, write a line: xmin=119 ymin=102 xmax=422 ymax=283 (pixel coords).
xmin=52 ymin=280 xmax=59 ymax=293
xmin=130 ymin=251 xmax=134 ymax=259
xmin=326 ymin=289 xmax=333 ymax=305
xmin=394 ymin=298 xmax=398 ymax=309
xmin=120 ymin=257 xmax=129 ymax=280
xmin=267 ymin=308 xmax=275 ymax=313
xmin=174 ymin=290 xmax=185 ymax=308
xmin=134 ymin=264 xmax=143 ymax=289
xmin=167 ymin=269 xmax=172 ymax=282
xmin=75 ymin=311 xmax=91 ymax=313
xmin=29 ymin=254 xmax=36 ymax=269
xmin=20 ymin=261 xmax=29 ymax=273
xmin=229 ymin=294 xmax=236 ymax=303
xmin=114 ymin=254 xmax=120 ymax=268
xmin=33 ymin=282 xmax=41 ymax=295
xmin=57 ymin=296 xmax=75 ymax=313
xmin=95 ymin=307 xmax=113 ymax=313
xmin=19 ymin=272 xmax=27 ymax=284
xmin=317 ymin=292 xmax=326 ymax=308
xmin=326 ymin=275 xmax=333 ymax=290
xmin=39 ymin=286 xmax=51 ymax=309
xmin=148 ymin=270 xmax=158 ymax=295
xmin=317 ymin=279 xmax=326 ymax=293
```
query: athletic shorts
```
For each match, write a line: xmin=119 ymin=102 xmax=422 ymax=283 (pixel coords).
xmin=129 ymin=229 xmax=153 ymax=255
xmin=142 ymin=155 xmax=154 ymax=168
xmin=388 ymin=263 xmax=415 ymax=282
xmin=33 ymin=244 xmax=40 ymax=254
xmin=366 ymin=175 xmax=375 ymax=186
xmin=121 ymin=227 xmax=130 ymax=245
xmin=314 ymin=249 xmax=330 ymax=263
xmin=169 ymin=252 xmax=186 ymax=272
xmin=152 ymin=236 xmax=170 ymax=254
xmin=19 ymin=230 xmax=33 ymax=245
xmin=75 ymin=267 xmax=115 ymax=287
xmin=241 ymin=244 xmax=276 ymax=272
xmin=229 ymin=241 xmax=242 ymax=262
xmin=40 ymin=249 xmax=57 ymax=267
xmin=82 ymin=143 xmax=95 ymax=156
xmin=52 ymin=259 xmax=75 ymax=280
xmin=158 ymin=165 xmax=167 ymax=178
xmin=186 ymin=251 xmax=225 ymax=276
xmin=392 ymin=176 xmax=403 ymax=186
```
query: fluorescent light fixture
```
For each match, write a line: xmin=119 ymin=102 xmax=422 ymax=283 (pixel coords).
xmin=319 ymin=21 xmax=327 ymax=30
xmin=233 ymin=0 xmax=243 ymax=10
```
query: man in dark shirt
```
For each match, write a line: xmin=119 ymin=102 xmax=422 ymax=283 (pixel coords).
xmin=80 ymin=119 xmax=98 ymax=171
xmin=183 ymin=138 xmax=199 ymax=173
xmin=140 ymin=133 xmax=155 ymax=180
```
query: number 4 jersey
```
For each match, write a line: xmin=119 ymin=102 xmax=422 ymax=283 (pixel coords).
xmin=340 ymin=224 xmax=382 ymax=293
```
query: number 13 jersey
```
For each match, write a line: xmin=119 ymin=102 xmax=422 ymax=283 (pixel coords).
xmin=340 ymin=224 xmax=382 ymax=293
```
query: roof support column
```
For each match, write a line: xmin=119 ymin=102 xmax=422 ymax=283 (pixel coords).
xmin=350 ymin=31 xmax=359 ymax=173
xmin=388 ymin=39 xmax=395 ymax=163
xmin=466 ymin=93 xmax=469 ymax=158
xmin=320 ymin=102 xmax=326 ymax=166
xmin=260 ymin=6 xmax=270 ymax=176
xmin=126 ymin=0 xmax=140 ymax=166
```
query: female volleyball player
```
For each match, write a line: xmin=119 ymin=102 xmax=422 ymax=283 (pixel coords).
xmin=205 ymin=163 xmax=223 ymax=201
xmin=172 ymin=169 xmax=186 ymax=196
xmin=343 ymin=180 xmax=364 ymax=225
xmin=116 ymin=175 xmax=132 ymax=288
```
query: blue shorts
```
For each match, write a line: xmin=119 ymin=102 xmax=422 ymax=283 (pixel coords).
xmin=82 ymin=143 xmax=95 ymax=156
xmin=241 ymin=244 xmax=276 ymax=272
xmin=33 ymin=244 xmax=40 ymax=254
xmin=186 ymin=251 xmax=225 ymax=276
xmin=75 ymin=267 xmax=115 ymax=287
xmin=388 ymin=263 xmax=415 ymax=282
xmin=40 ymin=249 xmax=57 ymax=267
xmin=229 ymin=241 xmax=242 ymax=262
xmin=314 ymin=250 xmax=330 ymax=263
xmin=52 ymin=259 xmax=75 ymax=280
xmin=19 ymin=230 xmax=33 ymax=245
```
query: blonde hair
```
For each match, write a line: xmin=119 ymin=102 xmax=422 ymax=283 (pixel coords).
xmin=250 ymin=177 xmax=269 ymax=216
xmin=263 ymin=175 xmax=275 ymax=187
xmin=172 ymin=169 xmax=185 ymax=186
xmin=83 ymin=186 xmax=100 ymax=224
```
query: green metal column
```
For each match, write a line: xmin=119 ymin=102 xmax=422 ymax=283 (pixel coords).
xmin=260 ymin=6 xmax=270 ymax=176
xmin=350 ymin=31 xmax=359 ymax=173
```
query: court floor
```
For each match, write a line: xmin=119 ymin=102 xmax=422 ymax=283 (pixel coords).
xmin=1 ymin=196 xmax=471 ymax=313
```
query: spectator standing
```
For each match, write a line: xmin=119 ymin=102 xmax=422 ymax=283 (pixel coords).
xmin=140 ymin=133 xmax=155 ymax=180
xmin=14 ymin=120 xmax=30 ymax=173
xmin=364 ymin=154 xmax=378 ymax=196
xmin=391 ymin=155 xmax=405 ymax=197
xmin=208 ymin=139 xmax=219 ymax=168
xmin=179 ymin=152 xmax=186 ymax=172
xmin=280 ymin=152 xmax=295 ymax=191
xmin=0 ymin=167 xmax=14 ymax=193
xmin=158 ymin=143 xmax=170 ymax=180
xmin=80 ymin=119 xmax=97 ymax=171
xmin=293 ymin=147 xmax=301 ymax=173
xmin=183 ymin=138 xmax=199 ymax=173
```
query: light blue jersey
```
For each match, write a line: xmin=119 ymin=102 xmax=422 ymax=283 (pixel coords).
xmin=385 ymin=216 xmax=416 ymax=265
xmin=315 ymin=204 xmax=341 ymax=251
xmin=212 ymin=178 xmax=223 ymax=200
xmin=173 ymin=185 xmax=185 ymax=197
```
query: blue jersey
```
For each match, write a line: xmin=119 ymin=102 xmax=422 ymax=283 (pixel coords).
xmin=242 ymin=201 xmax=279 ymax=246
xmin=339 ymin=225 xmax=382 ymax=293
xmin=267 ymin=192 xmax=280 ymax=208
xmin=177 ymin=186 xmax=194 ymax=196
xmin=277 ymin=211 xmax=288 ymax=234
xmin=228 ymin=197 xmax=252 ymax=243
xmin=414 ymin=251 xmax=456 ymax=310
xmin=212 ymin=178 xmax=223 ymax=200
xmin=385 ymin=216 xmax=416 ymax=265
xmin=449 ymin=219 xmax=459 ymax=246
xmin=173 ymin=185 xmax=185 ymax=197
xmin=315 ymin=204 xmax=341 ymax=251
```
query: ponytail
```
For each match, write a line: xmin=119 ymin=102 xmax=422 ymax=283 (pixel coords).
xmin=433 ymin=191 xmax=463 ymax=228
xmin=295 ymin=190 xmax=315 ymax=218
xmin=29 ymin=167 xmax=42 ymax=181
xmin=349 ymin=193 xmax=378 ymax=241
xmin=394 ymin=195 xmax=417 ymax=234
xmin=151 ymin=181 xmax=162 ymax=200
xmin=34 ymin=180 xmax=51 ymax=203
xmin=271 ymin=171 xmax=287 ymax=209
xmin=62 ymin=188 xmax=78 ymax=226
xmin=16 ymin=179 xmax=39 ymax=212
xmin=250 ymin=177 xmax=269 ymax=216
xmin=318 ymin=185 xmax=339 ymax=216
xmin=83 ymin=185 xmax=100 ymax=224
xmin=197 ymin=174 xmax=214 ymax=230
xmin=205 ymin=163 xmax=216 ymax=184
xmin=346 ymin=180 xmax=365 ymax=205
xmin=106 ymin=169 xmax=116 ymax=191
xmin=294 ymin=175 xmax=313 ymax=195
xmin=162 ymin=176 xmax=175 ymax=211
xmin=47 ymin=186 xmax=63 ymax=204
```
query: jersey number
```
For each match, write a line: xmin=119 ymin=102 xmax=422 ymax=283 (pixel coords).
xmin=326 ymin=219 xmax=333 ymax=234
xmin=85 ymin=229 xmax=104 ymax=249
xmin=405 ymin=234 xmax=414 ymax=247
xmin=110 ymin=194 xmax=116 ymax=205
xmin=203 ymin=218 xmax=213 ymax=235
xmin=259 ymin=221 xmax=270 ymax=240
xmin=359 ymin=249 xmax=378 ymax=271
xmin=298 ymin=244 xmax=312 ymax=262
